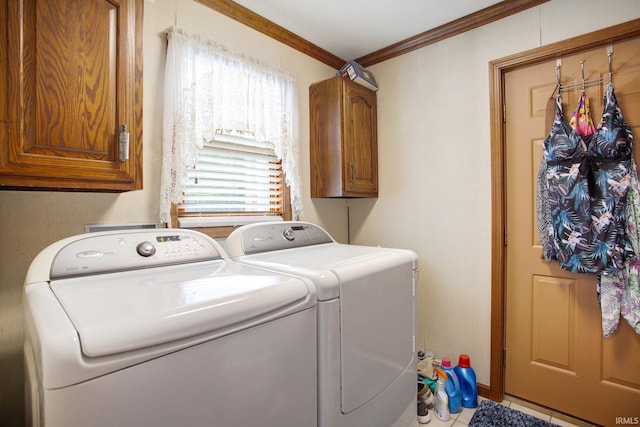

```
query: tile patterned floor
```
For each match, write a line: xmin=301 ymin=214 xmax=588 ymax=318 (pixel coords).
xmin=409 ymin=396 xmax=588 ymax=427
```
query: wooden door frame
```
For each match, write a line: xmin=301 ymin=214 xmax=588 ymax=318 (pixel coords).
xmin=488 ymin=18 xmax=640 ymax=402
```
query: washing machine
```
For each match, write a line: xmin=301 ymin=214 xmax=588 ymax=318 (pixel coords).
xmin=226 ymin=221 xmax=418 ymax=427
xmin=23 ymin=229 xmax=318 ymax=427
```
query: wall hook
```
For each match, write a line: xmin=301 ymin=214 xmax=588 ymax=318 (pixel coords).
xmin=607 ymin=44 xmax=614 ymax=84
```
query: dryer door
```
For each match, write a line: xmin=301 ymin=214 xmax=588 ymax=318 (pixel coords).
xmin=336 ymin=252 xmax=415 ymax=413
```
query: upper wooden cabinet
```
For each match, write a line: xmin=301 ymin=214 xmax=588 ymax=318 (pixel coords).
xmin=310 ymin=76 xmax=378 ymax=198
xmin=0 ymin=0 xmax=143 ymax=191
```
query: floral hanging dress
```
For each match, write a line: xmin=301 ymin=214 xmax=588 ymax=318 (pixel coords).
xmin=599 ymin=164 xmax=640 ymax=337
xmin=538 ymin=91 xmax=595 ymax=262
xmin=543 ymin=83 xmax=633 ymax=274
xmin=596 ymin=89 xmax=640 ymax=336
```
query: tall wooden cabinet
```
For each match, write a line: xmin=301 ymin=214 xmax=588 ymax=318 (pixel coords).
xmin=309 ymin=76 xmax=378 ymax=198
xmin=0 ymin=0 xmax=143 ymax=191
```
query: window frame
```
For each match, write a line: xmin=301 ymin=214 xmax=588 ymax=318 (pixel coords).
xmin=170 ymin=132 xmax=292 ymax=239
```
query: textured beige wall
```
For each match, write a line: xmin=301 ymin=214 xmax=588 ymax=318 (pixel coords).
xmin=348 ymin=0 xmax=640 ymax=386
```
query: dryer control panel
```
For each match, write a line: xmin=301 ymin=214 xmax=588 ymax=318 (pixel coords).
xmin=47 ymin=229 xmax=223 ymax=279
xmin=226 ymin=222 xmax=334 ymax=256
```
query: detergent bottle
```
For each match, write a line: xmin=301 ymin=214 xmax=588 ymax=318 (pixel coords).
xmin=433 ymin=367 xmax=450 ymax=422
xmin=454 ymin=354 xmax=478 ymax=408
xmin=440 ymin=358 xmax=461 ymax=413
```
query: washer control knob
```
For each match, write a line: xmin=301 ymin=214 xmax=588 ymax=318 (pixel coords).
xmin=136 ymin=241 xmax=156 ymax=257
xmin=283 ymin=229 xmax=295 ymax=241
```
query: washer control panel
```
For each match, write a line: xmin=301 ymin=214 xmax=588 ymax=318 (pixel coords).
xmin=226 ymin=222 xmax=334 ymax=256
xmin=50 ymin=230 xmax=223 ymax=279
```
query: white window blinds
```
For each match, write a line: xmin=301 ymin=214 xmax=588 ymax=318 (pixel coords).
xmin=179 ymin=134 xmax=283 ymax=215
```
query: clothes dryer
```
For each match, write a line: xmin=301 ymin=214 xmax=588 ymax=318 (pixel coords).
xmin=24 ymin=229 xmax=317 ymax=427
xmin=226 ymin=221 xmax=418 ymax=427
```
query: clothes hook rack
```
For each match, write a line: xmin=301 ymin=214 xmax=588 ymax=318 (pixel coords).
xmin=555 ymin=46 xmax=614 ymax=93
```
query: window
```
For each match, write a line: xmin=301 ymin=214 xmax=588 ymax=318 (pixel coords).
xmin=176 ymin=132 xmax=290 ymax=232
xmin=160 ymin=28 xmax=301 ymax=230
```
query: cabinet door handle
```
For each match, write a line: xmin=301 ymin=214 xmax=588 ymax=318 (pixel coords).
xmin=349 ymin=162 xmax=355 ymax=183
xmin=119 ymin=124 xmax=129 ymax=162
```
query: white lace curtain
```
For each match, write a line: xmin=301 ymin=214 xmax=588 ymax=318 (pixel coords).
xmin=160 ymin=28 xmax=301 ymax=224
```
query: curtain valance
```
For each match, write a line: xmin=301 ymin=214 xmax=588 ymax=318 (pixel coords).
xmin=160 ymin=27 xmax=300 ymax=224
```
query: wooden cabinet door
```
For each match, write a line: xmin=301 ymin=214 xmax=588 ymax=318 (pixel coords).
xmin=0 ymin=0 xmax=143 ymax=191
xmin=310 ymin=76 xmax=378 ymax=198
xmin=342 ymin=80 xmax=378 ymax=196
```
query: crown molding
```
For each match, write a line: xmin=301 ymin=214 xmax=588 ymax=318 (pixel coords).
xmin=196 ymin=0 xmax=550 ymax=69
xmin=356 ymin=0 xmax=550 ymax=67
xmin=195 ymin=0 xmax=346 ymax=69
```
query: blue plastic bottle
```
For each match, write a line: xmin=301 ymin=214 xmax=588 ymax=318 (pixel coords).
xmin=454 ymin=354 xmax=478 ymax=408
xmin=440 ymin=358 xmax=461 ymax=413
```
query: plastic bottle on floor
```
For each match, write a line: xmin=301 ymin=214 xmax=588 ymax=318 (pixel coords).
xmin=433 ymin=367 xmax=450 ymax=422
xmin=440 ymin=357 xmax=461 ymax=413
xmin=454 ymin=354 xmax=478 ymax=408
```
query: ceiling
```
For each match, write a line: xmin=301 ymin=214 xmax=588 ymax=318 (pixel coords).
xmin=232 ymin=0 xmax=504 ymax=61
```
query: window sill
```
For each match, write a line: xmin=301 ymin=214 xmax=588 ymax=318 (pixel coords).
xmin=178 ymin=215 xmax=283 ymax=228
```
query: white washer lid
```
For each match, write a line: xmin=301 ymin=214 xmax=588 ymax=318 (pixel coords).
xmin=50 ymin=260 xmax=314 ymax=357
